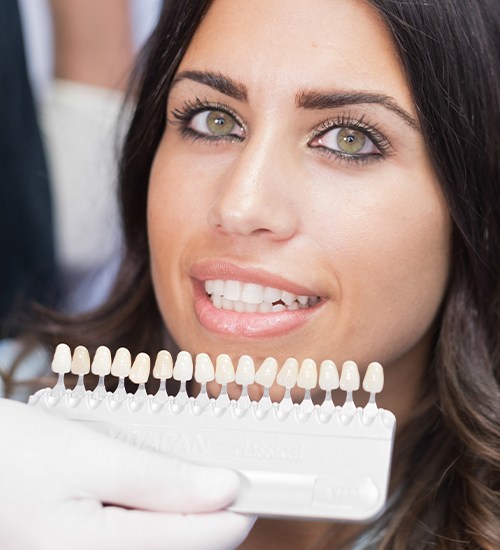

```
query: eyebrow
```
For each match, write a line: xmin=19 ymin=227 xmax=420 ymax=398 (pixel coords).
xmin=172 ymin=70 xmax=418 ymax=130
xmin=172 ymin=70 xmax=248 ymax=101
xmin=297 ymin=90 xmax=419 ymax=129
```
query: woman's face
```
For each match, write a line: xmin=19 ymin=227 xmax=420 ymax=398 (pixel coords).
xmin=148 ymin=0 xmax=451 ymax=409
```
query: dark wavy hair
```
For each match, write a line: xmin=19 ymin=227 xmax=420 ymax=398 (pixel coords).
xmin=31 ymin=1 xmax=500 ymax=548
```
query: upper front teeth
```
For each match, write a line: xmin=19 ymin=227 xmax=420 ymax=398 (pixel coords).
xmin=204 ymin=279 xmax=320 ymax=310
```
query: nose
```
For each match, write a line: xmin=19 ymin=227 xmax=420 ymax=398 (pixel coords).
xmin=207 ymin=137 xmax=300 ymax=241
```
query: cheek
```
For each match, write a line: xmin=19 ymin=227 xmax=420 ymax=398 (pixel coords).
xmin=310 ymin=172 xmax=451 ymax=365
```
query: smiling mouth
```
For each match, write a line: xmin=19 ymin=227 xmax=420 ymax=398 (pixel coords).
xmin=204 ymin=279 xmax=322 ymax=313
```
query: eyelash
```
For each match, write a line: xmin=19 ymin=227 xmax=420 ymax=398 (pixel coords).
xmin=309 ymin=114 xmax=391 ymax=164
xmin=169 ymin=98 xmax=245 ymax=143
xmin=169 ymin=99 xmax=391 ymax=163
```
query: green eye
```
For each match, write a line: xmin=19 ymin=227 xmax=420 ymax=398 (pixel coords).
xmin=336 ymin=128 xmax=366 ymax=154
xmin=205 ymin=110 xmax=237 ymax=136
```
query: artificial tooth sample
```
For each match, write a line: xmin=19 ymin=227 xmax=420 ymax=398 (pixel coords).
xmin=129 ymin=352 xmax=151 ymax=402
xmin=173 ymin=351 xmax=193 ymax=405
xmin=255 ymin=357 xmax=278 ymax=411
xmin=129 ymin=352 xmax=151 ymax=384
xmin=152 ymin=350 xmax=173 ymax=403
xmin=297 ymin=358 xmax=317 ymax=413
xmin=277 ymin=357 xmax=299 ymax=413
xmin=319 ymin=359 xmax=339 ymax=414
xmin=50 ymin=343 xmax=72 ymax=396
xmin=362 ymin=361 xmax=384 ymax=417
xmin=71 ymin=345 xmax=91 ymax=398
xmin=340 ymin=360 xmax=360 ymax=415
xmin=111 ymin=347 xmax=132 ymax=377
xmin=215 ymin=354 xmax=235 ymax=407
xmin=91 ymin=346 xmax=112 ymax=400
xmin=111 ymin=347 xmax=132 ymax=400
xmin=235 ymin=355 xmax=255 ymax=409
xmin=194 ymin=353 xmax=214 ymax=406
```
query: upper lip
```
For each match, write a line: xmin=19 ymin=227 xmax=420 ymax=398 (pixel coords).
xmin=191 ymin=260 xmax=325 ymax=297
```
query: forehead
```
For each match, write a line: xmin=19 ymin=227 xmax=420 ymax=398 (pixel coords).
xmin=178 ymin=0 xmax=413 ymax=111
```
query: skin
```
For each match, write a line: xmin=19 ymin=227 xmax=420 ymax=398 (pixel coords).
xmin=148 ymin=0 xmax=451 ymax=545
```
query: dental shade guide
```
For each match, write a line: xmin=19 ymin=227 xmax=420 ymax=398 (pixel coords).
xmin=29 ymin=343 xmax=396 ymax=522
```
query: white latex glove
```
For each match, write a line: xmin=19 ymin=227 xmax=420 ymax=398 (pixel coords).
xmin=0 ymin=398 xmax=254 ymax=550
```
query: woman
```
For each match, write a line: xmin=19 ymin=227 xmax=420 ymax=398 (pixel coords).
xmin=2 ymin=0 xmax=499 ymax=548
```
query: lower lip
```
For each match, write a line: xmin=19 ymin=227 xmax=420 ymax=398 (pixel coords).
xmin=192 ymin=282 xmax=323 ymax=339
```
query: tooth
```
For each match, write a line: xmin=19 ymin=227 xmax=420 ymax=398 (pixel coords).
xmin=281 ymin=291 xmax=297 ymax=306
xmin=152 ymin=350 xmax=173 ymax=380
xmin=340 ymin=360 xmax=360 ymax=391
xmin=241 ymin=283 xmax=264 ymax=304
xmin=234 ymin=300 xmax=245 ymax=312
xmin=244 ymin=302 xmax=258 ymax=313
xmin=319 ymin=359 xmax=339 ymax=391
xmin=259 ymin=301 xmax=272 ymax=313
xmin=235 ymin=355 xmax=255 ymax=385
xmin=129 ymin=352 xmax=151 ymax=384
xmin=222 ymin=298 xmax=234 ymax=310
xmin=194 ymin=353 xmax=215 ymax=384
xmin=204 ymin=280 xmax=214 ymax=294
xmin=263 ymin=286 xmax=282 ymax=303
xmin=71 ymin=346 xmax=91 ymax=375
xmin=363 ymin=361 xmax=384 ymax=393
xmin=111 ymin=347 xmax=132 ymax=377
xmin=297 ymin=358 xmax=317 ymax=389
xmin=173 ymin=351 xmax=194 ymax=382
xmin=212 ymin=294 xmax=222 ymax=308
xmin=288 ymin=302 xmax=299 ymax=311
xmin=277 ymin=357 xmax=299 ymax=388
xmin=297 ymin=295 xmax=309 ymax=306
xmin=272 ymin=304 xmax=287 ymax=312
xmin=215 ymin=354 xmax=235 ymax=384
xmin=52 ymin=343 xmax=72 ymax=374
xmin=255 ymin=357 xmax=278 ymax=387
xmin=212 ymin=279 xmax=224 ymax=296
xmin=91 ymin=346 xmax=112 ymax=376
xmin=309 ymin=296 xmax=321 ymax=306
xmin=224 ymin=280 xmax=241 ymax=301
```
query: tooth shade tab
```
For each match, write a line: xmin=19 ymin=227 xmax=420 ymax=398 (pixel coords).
xmin=71 ymin=346 xmax=91 ymax=375
xmin=363 ymin=362 xmax=384 ymax=393
xmin=91 ymin=346 xmax=112 ymax=376
xmin=255 ymin=357 xmax=278 ymax=388
xmin=153 ymin=350 xmax=173 ymax=380
xmin=111 ymin=347 xmax=132 ymax=377
xmin=297 ymin=359 xmax=317 ymax=390
xmin=235 ymin=355 xmax=255 ymax=385
xmin=52 ymin=343 xmax=72 ymax=374
xmin=173 ymin=351 xmax=194 ymax=382
xmin=194 ymin=353 xmax=215 ymax=384
xmin=277 ymin=358 xmax=299 ymax=389
xmin=129 ymin=353 xmax=151 ymax=385
xmin=319 ymin=360 xmax=339 ymax=391
xmin=213 ymin=354 xmax=235 ymax=384
xmin=340 ymin=361 xmax=360 ymax=392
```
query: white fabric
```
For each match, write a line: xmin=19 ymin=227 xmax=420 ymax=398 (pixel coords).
xmin=0 ymin=340 xmax=50 ymax=402
xmin=40 ymin=79 xmax=126 ymax=312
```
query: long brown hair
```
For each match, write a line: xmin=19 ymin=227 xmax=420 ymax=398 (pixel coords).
xmin=30 ymin=1 xmax=500 ymax=547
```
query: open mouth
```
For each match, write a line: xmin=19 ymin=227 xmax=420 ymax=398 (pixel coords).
xmin=204 ymin=279 xmax=322 ymax=313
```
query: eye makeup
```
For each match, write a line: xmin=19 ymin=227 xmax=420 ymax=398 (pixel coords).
xmin=168 ymin=95 xmax=393 ymax=165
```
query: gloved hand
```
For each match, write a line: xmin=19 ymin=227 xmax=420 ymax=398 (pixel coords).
xmin=0 ymin=398 xmax=254 ymax=550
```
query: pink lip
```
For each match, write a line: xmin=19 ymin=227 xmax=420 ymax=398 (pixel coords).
xmin=191 ymin=260 xmax=325 ymax=339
